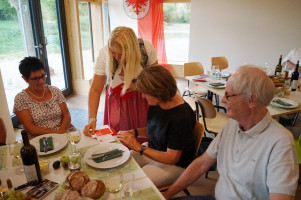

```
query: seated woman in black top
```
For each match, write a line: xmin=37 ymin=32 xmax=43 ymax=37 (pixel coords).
xmin=117 ymin=65 xmax=196 ymax=187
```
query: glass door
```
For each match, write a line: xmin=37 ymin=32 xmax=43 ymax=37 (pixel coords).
xmin=0 ymin=0 xmax=72 ymax=126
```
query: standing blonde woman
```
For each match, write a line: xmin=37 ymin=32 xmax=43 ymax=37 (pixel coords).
xmin=84 ymin=26 xmax=158 ymax=135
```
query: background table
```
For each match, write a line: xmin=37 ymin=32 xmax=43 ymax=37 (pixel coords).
xmin=0 ymin=132 xmax=164 ymax=200
xmin=186 ymin=75 xmax=301 ymax=118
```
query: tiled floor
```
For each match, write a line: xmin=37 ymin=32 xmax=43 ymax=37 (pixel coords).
xmin=64 ymin=78 xmax=300 ymax=198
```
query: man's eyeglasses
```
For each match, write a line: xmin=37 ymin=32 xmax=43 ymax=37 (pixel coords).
xmin=224 ymin=93 xmax=241 ymax=101
xmin=28 ymin=73 xmax=47 ymax=81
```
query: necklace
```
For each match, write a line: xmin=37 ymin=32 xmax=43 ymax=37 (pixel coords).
xmin=27 ymin=86 xmax=46 ymax=99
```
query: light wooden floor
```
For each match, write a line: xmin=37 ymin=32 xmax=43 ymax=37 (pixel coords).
xmin=64 ymin=78 xmax=300 ymax=198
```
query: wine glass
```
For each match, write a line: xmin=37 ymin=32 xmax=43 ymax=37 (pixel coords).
xmin=67 ymin=128 xmax=81 ymax=153
xmin=8 ymin=141 xmax=24 ymax=175
xmin=105 ymin=169 xmax=124 ymax=195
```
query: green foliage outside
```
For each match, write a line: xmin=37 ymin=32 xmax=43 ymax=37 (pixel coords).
xmin=163 ymin=3 xmax=191 ymax=24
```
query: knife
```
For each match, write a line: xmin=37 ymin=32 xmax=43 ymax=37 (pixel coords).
xmin=14 ymin=180 xmax=39 ymax=191
xmin=42 ymin=137 xmax=47 ymax=153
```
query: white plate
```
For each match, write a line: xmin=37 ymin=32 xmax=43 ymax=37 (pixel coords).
xmin=30 ymin=134 xmax=68 ymax=155
xmin=84 ymin=143 xmax=130 ymax=169
xmin=270 ymin=97 xmax=298 ymax=109
xmin=207 ymin=84 xmax=226 ymax=89
xmin=222 ymin=73 xmax=231 ymax=78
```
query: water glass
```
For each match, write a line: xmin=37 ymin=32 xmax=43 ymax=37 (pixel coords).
xmin=123 ymin=173 xmax=135 ymax=199
xmin=8 ymin=141 xmax=24 ymax=175
xmin=68 ymin=152 xmax=81 ymax=172
xmin=105 ymin=169 xmax=124 ymax=193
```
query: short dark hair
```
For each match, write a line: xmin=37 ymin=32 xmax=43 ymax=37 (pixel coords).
xmin=19 ymin=57 xmax=45 ymax=79
xmin=136 ymin=65 xmax=177 ymax=102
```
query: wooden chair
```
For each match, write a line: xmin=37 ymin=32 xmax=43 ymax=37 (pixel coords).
xmin=211 ymin=56 xmax=228 ymax=70
xmin=195 ymin=96 xmax=229 ymax=137
xmin=158 ymin=122 xmax=205 ymax=195
xmin=182 ymin=62 xmax=207 ymax=97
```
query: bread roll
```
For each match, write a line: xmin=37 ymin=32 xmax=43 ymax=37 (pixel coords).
xmin=55 ymin=189 xmax=81 ymax=200
xmin=65 ymin=171 xmax=90 ymax=192
xmin=81 ymin=179 xmax=105 ymax=199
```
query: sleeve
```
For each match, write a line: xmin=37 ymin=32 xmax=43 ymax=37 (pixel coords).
xmin=266 ymin=135 xmax=299 ymax=196
xmin=13 ymin=92 xmax=29 ymax=113
xmin=94 ymin=47 xmax=108 ymax=75
xmin=143 ymin=40 xmax=158 ymax=65
xmin=51 ymin=86 xmax=66 ymax=105
xmin=206 ymin=130 xmax=223 ymax=160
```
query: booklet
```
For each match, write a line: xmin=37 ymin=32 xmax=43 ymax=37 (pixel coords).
xmin=26 ymin=179 xmax=59 ymax=199
xmin=91 ymin=125 xmax=117 ymax=143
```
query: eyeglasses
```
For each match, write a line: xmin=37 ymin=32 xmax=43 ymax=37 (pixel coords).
xmin=224 ymin=93 xmax=241 ymax=101
xmin=28 ymin=73 xmax=47 ymax=82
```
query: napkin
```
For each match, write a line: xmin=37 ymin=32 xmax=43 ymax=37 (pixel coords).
xmin=92 ymin=149 xmax=123 ymax=163
xmin=39 ymin=136 xmax=54 ymax=152
xmin=192 ymin=78 xmax=207 ymax=82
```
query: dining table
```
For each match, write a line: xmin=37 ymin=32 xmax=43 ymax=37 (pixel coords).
xmin=0 ymin=131 xmax=165 ymax=200
xmin=186 ymin=75 xmax=301 ymax=118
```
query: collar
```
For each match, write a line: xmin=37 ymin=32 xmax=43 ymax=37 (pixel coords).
xmin=237 ymin=112 xmax=272 ymax=137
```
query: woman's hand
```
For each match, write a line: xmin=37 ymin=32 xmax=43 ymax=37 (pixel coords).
xmin=83 ymin=121 xmax=97 ymax=137
xmin=117 ymin=131 xmax=141 ymax=151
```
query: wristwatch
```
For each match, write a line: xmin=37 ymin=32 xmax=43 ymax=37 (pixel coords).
xmin=140 ymin=144 xmax=146 ymax=155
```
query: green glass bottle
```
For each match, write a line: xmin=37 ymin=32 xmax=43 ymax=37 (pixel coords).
xmin=274 ymin=55 xmax=282 ymax=76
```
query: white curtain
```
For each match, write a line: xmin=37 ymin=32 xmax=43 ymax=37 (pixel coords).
xmin=0 ymin=69 xmax=15 ymax=144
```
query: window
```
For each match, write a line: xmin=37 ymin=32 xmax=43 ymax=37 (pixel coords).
xmin=78 ymin=2 xmax=94 ymax=79
xmin=163 ymin=2 xmax=191 ymax=64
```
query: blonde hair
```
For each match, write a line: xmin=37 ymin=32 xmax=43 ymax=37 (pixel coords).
xmin=107 ymin=26 xmax=142 ymax=94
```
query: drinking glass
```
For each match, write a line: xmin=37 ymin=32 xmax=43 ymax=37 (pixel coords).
xmin=212 ymin=65 xmax=220 ymax=80
xmin=8 ymin=141 xmax=24 ymax=175
xmin=122 ymin=173 xmax=135 ymax=200
xmin=67 ymin=128 xmax=81 ymax=153
xmin=105 ymin=169 xmax=124 ymax=194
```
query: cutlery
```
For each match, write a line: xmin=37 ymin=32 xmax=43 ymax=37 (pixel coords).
xmin=42 ymin=137 xmax=47 ymax=153
xmin=91 ymin=149 xmax=124 ymax=159
xmin=272 ymin=98 xmax=293 ymax=107
xmin=93 ymin=152 xmax=123 ymax=163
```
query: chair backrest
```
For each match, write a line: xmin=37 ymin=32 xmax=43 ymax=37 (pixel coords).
xmin=184 ymin=62 xmax=204 ymax=76
xmin=211 ymin=56 xmax=228 ymax=70
xmin=193 ymin=121 xmax=205 ymax=156
xmin=194 ymin=95 xmax=217 ymax=119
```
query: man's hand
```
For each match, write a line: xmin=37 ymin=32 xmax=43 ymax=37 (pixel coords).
xmin=83 ymin=121 xmax=97 ymax=136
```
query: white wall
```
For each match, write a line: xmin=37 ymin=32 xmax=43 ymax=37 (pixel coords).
xmin=189 ymin=0 xmax=301 ymax=72
xmin=0 ymin=69 xmax=15 ymax=144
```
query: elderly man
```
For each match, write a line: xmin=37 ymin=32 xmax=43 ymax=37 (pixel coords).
xmin=164 ymin=66 xmax=298 ymax=200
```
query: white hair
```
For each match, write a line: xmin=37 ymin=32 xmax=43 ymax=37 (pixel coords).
xmin=228 ymin=65 xmax=275 ymax=106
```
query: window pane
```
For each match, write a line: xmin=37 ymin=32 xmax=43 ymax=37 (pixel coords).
xmin=0 ymin=0 xmax=35 ymax=115
xmin=41 ymin=0 xmax=66 ymax=89
xmin=78 ymin=2 xmax=94 ymax=79
xmin=163 ymin=3 xmax=191 ymax=64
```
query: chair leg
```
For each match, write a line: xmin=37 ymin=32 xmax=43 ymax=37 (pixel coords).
xmin=291 ymin=112 xmax=299 ymax=126
xmin=183 ymin=188 xmax=191 ymax=196
xmin=205 ymin=171 xmax=209 ymax=178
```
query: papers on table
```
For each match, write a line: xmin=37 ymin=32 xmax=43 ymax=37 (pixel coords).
xmin=91 ymin=125 xmax=117 ymax=143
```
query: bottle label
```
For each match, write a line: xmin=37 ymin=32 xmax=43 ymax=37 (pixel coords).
xmin=23 ymin=164 xmax=38 ymax=182
xmin=291 ymin=80 xmax=298 ymax=90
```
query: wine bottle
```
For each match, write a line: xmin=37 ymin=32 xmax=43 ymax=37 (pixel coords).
xmin=290 ymin=60 xmax=299 ymax=91
xmin=20 ymin=130 xmax=43 ymax=183
xmin=274 ymin=55 xmax=282 ymax=76
xmin=282 ymin=60 xmax=289 ymax=79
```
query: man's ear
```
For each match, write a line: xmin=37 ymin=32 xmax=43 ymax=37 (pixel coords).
xmin=248 ymin=94 xmax=258 ymax=108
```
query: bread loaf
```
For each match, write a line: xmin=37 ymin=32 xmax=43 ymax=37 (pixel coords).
xmin=81 ymin=179 xmax=105 ymax=199
xmin=65 ymin=171 xmax=90 ymax=192
xmin=55 ymin=189 xmax=81 ymax=200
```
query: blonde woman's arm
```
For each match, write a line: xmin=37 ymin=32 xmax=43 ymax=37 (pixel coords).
xmin=83 ymin=74 xmax=107 ymax=136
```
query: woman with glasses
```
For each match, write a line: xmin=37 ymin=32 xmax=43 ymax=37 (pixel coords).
xmin=13 ymin=57 xmax=72 ymax=138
